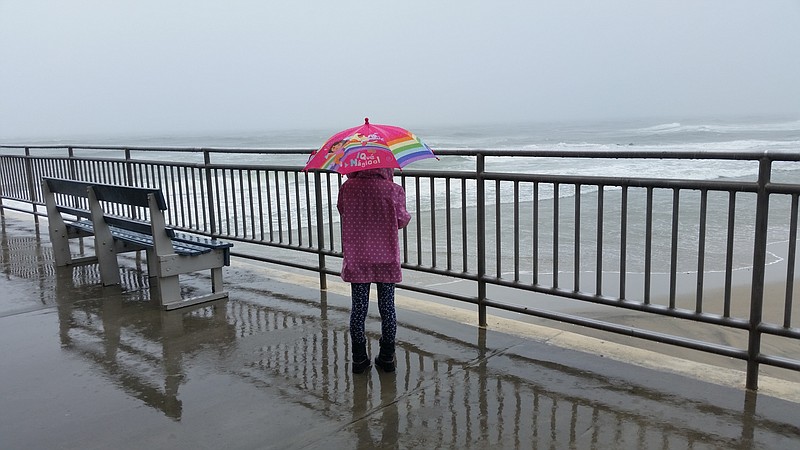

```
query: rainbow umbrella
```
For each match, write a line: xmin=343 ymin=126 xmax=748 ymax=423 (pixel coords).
xmin=303 ymin=118 xmax=437 ymax=174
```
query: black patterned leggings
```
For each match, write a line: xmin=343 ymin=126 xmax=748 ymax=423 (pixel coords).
xmin=350 ymin=282 xmax=396 ymax=346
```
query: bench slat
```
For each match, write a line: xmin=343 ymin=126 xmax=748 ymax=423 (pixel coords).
xmin=66 ymin=220 xmax=94 ymax=233
xmin=44 ymin=177 xmax=167 ymax=210
xmin=104 ymin=215 xmax=175 ymax=239
xmin=56 ymin=207 xmax=177 ymax=239
xmin=92 ymin=183 xmax=167 ymax=210
xmin=172 ymin=232 xmax=233 ymax=249
xmin=64 ymin=221 xmax=214 ymax=256
xmin=44 ymin=178 xmax=94 ymax=197
xmin=55 ymin=205 xmax=92 ymax=220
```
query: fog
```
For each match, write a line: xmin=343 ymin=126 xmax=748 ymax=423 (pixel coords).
xmin=1 ymin=0 xmax=799 ymax=140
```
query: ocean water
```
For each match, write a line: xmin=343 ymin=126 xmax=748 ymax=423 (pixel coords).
xmin=10 ymin=116 xmax=798 ymax=177
xmin=7 ymin=116 xmax=800 ymax=279
xmin=17 ymin=115 xmax=800 ymax=154
xmin=16 ymin=116 xmax=800 ymax=184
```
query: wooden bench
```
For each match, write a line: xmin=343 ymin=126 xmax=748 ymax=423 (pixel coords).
xmin=42 ymin=177 xmax=233 ymax=310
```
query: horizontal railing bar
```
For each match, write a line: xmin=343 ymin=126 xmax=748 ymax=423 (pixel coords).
xmin=401 ymin=263 xmax=480 ymax=281
xmin=220 ymin=235 xmax=334 ymax=256
xmin=756 ymin=354 xmax=800 ymax=372
xmin=766 ymin=182 xmax=800 ymax=195
xmin=395 ymin=283 xmax=480 ymax=305
xmin=483 ymin=172 xmax=760 ymax=191
xmin=0 ymin=204 xmax=35 ymax=215
xmin=758 ymin=322 xmax=800 ymax=339
xmin=459 ymin=148 xmax=800 ymax=161
xmin=484 ymin=276 xmax=752 ymax=330
xmin=481 ymin=298 xmax=749 ymax=360
xmin=397 ymin=169 xmax=478 ymax=180
xmin=196 ymin=148 xmax=314 ymax=154
xmin=0 ymin=145 xmax=314 ymax=154
xmin=23 ymin=155 xmax=208 ymax=170
xmin=17 ymin=155 xmax=320 ymax=174
xmin=231 ymin=251 xmax=331 ymax=274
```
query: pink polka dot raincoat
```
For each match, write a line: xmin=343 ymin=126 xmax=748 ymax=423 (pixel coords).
xmin=337 ymin=168 xmax=411 ymax=283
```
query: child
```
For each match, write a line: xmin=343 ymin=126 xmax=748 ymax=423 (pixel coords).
xmin=337 ymin=168 xmax=411 ymax=373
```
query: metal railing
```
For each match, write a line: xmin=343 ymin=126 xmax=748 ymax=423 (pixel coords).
xmin=2 ymin=143 xmax=799 ymax=390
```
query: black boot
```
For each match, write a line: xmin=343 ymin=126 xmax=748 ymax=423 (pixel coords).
xmin=374 ymin=339 xmax=396 ymax=372
xmin=352 ymin=341 xmax=371 ymax=374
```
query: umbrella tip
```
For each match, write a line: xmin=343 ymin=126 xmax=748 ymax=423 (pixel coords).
xmin=364 ymin=117 xmax=369 ymax=125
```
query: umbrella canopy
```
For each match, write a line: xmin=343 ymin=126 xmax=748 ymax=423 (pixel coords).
xmin=303 ymin=118 xmax=437 ymax=174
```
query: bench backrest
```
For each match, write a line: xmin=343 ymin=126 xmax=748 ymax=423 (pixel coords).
xmin=43 ymin=177 xmax=168 ymax=210
xmin=42 ymin=177 xmax=174 ymax=238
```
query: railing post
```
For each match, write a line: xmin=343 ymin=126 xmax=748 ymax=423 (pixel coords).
xmin=746 ymin=157 xmax=771 ymax=390
xmin=203 ymin=150 xmax=218 ymax=236
xmin=314 ymin=171 xmax=328 ymax=289
xmin=23 ymin=147 xmax=39 ymax=225
xmin=0 ymin=153 xmax=5 ymax=214
xmin=0 ymin=176 xmax=4 ymax=216
xmin=68 ymin=146 xmax=76 ymax=180
xmin=477 ymin=153 xmax=487 ymax=327
xmin=124 ymin=148 xmax=133 ymax=186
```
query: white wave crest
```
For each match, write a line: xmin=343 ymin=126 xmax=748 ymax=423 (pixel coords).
xmin=635 ymin=122 xmax=682 ymax=133
xmin=632 ymin=119 xmax=800 ymax=135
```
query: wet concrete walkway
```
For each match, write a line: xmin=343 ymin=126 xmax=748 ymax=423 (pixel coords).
xmin=1 ymin=212 xmax=799 ymax=449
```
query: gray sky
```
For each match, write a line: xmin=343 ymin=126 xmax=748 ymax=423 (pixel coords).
xmin=1 ymin=0 xmax=799 ymax=139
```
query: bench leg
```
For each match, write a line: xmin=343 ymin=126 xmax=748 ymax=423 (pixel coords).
xmin=89 ymin=210 xmax=121 ymax=285
xmin=145 ymin=249 xmax=159 ymax=278
xmin=151 ymin=254 xmax=229 ymax=310
xmin=95 ymin=239 xmax=121 ymax=286
xmin=211 ymin=267 xmax=224 ymax=293
xmin=48 ymin=226 xmax=73 ymax=267
xmin=154 ymin=274 xmax=182 ymax=307
xmin=98 ymin=254 xmax=121 ymax=285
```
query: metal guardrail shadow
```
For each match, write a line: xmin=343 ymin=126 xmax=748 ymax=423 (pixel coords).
xmin=1 ymin=144 xmax=799 ymax=390
xmin=1 ymin=222 xmax=797 ymax=448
